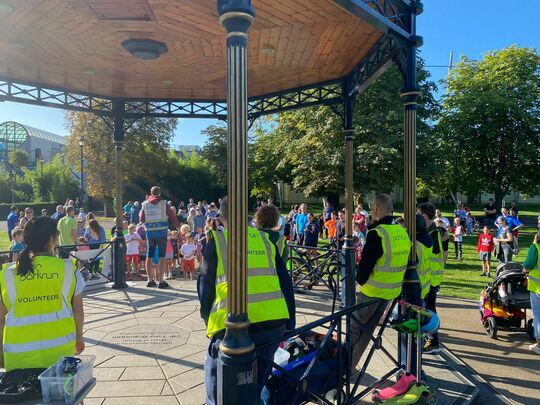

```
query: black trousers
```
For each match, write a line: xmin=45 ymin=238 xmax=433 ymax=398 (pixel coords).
xmin=424 ymin=285 xmax=440 ymax=344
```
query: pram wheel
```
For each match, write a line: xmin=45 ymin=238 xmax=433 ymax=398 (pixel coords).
xmin=484 ymin=317 xmax=498 ymax=339
xmin=423 ymin=391 xmax=438 ymax=404
xmin=526 ymin=319 xmax=535 ymax=340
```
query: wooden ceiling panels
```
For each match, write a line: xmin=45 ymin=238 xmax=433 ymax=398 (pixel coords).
xmin=0 ymin=0 xmax=382 ymax=99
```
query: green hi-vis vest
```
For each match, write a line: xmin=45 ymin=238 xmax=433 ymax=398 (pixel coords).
xmin=527 ymin=244 xmax=540 ymax=294
xmin=360 ymin=224 xmax=411 ymax=300
xmin=206 ymin=228 xmax=290 ymax=338
xmin=0 ymin=256 xmax=77 ymax=371
xmin=429 ymin=230 xmax=444 ymax=287
xmin=416 ymin=242 xmax=431 ymax=299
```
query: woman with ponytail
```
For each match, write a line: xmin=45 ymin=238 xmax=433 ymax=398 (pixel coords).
xmin=0 ymin=216 xmax=85 ymax=371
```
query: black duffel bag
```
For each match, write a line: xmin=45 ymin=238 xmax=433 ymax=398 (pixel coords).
xmin=0 ymin=368 xmax=46 ymax=403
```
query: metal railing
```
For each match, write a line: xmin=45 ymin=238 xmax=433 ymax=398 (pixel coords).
xmin=255 ymin=298 xmax=403 ymax=405
xmin=1 ymin=240 xmax=119 ymax=290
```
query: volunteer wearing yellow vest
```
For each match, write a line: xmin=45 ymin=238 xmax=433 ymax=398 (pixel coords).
xmin=254 ymin=205 xmax=289 ymax=261
xmin=351 ymin=194 xmax=411 ymax=367
xmin=0 ymin=216 xmax=85 ymax=371
xmin=418 ymin=202 xmax=444 ymax=354
xmin=415 ymin=214 xmax=434 ymax=300
xmin=523 ymin=228 xmax=540 ymax=355
xmin=198 ymin=197 xmax=295 ymax=405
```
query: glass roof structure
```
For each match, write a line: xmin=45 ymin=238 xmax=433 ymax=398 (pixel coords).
xmin=0 ymin=121 xmax=66 ymax=159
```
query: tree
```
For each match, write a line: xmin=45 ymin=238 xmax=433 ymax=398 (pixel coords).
xmin=24 ymin=155 xmax=79 ymax=202
xmin=251 ymin=60 xmax=438 ymax=205
xmin=200 ymin=124 xmax=228 ymax=189
xmin=65 ymin=112 xmax=177 ymax=215
xmin=435 ymin=46 xmax=540 ymax=205
xmin=9 ymin=149 xmax=29 ymax=170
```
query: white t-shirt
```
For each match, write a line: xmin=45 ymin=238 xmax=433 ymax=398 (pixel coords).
xmin=453 ymin=225 xmax=464 ymax=242
xmin=180 ymin=243 xmax=197 ymax=260
xmin=125 ymin=232 xmax=142 ymax=255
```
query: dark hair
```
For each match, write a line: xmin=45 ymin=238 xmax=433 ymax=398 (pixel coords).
xmin=254 ymin=205 xmax=280 ymax=229
xmin=417 ymin=202 xmax=436 ymax=220
xmin=16 ymin=216 xmax=58 ymax=276
xmin=88 ymin=219 xmax=101 ymax=237
xmin=416 ymin=213 xmax=427 ymax=233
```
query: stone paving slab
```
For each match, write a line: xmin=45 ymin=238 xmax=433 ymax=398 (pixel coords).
xmin=82 ymin=280 xmax=478 ymax=404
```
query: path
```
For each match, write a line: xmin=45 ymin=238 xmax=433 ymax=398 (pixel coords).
xmin=438 ymin=296 xmax=540 ymax=404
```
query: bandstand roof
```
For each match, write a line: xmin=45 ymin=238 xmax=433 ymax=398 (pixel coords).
xmin=0 ymin=0 xmax=416 ymax=118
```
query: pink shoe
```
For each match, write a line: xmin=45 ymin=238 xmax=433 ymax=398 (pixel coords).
xmin=372 ymin=373 xmax=417 ymax=402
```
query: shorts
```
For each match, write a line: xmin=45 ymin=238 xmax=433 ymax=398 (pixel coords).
xmin=165 ymin=251 xmax=173 ymax=260
xmin=138 ymin=255 xmax=146 ymax=263
xmin=182 ymin=259 xmax=195 ymax=273
xmin=147 ymin=237 xmax=167 ymax=258
xmin=479 ymin=252 xmax=491 ymax=261
xmin=126 ymin=254 xmax=138 ymax=264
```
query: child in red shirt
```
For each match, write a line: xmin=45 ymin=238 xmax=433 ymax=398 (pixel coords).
xmin=477 ymin=226 xmax=494 ymax=277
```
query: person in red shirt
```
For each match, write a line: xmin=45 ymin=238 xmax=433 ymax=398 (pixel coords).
xmin=477 ymin=226 xmax=495 ymax=277
xmin=352 ymin=205 xmax=366 ymax=235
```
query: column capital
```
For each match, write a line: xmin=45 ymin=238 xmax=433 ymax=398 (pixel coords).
xmin=400 ymin=89 xmax=421 ymax=107
xmin=218 ymin=0 xmax=254 ymax=34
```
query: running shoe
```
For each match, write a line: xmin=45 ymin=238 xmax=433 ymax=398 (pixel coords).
xmin=147 ymin=280 xmax=157 ymax=288
xmin=423 ymin=340 xmax=442 ymax=354
xmin=530 ymin=344 xmax=540 ymax=355
xmin=158 ymin=281 xmax=170 ymax=289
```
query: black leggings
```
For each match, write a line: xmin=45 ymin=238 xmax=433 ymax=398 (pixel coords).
xmin=454 ymin=241 xmax=462 ymax=258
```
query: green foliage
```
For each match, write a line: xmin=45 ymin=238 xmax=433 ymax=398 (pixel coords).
xmin=23 ymin=156 xmax=80 ymax=202
xmin=433 ymin=46 xmax=540 ymax=204
xmin=65 ymin=112 xmax=177 ymax=203
xmin=247 ymin=61 xmax=438 ymax=199
xmin=8 ymin=149 xmax=29 ymax=169
xmin=200 ymin=124 xmax=227 ymax=189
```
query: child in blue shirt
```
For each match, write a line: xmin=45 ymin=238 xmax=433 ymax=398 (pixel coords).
xmin=9 ymin=227 xmax=26 ymax=262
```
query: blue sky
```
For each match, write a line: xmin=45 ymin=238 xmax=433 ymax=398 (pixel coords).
xmin=1 ymin=1 xmax=538 ymax=147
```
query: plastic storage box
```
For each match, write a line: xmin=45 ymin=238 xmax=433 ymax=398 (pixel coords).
xmin=38 ymin=355 xmax=95 ymax=403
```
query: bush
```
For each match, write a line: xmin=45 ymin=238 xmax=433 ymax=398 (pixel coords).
xmin=0 ymin=202 xmax=60 ymax=218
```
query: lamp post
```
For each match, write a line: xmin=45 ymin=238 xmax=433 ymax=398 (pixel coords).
xmin=78 ymin=138 xmax=84 ymax=205
xmin=39 ymin=157 xmax=44 ymax=176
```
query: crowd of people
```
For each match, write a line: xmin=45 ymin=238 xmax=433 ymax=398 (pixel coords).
xmin=1 ymin=189 xmax=539 ymax=401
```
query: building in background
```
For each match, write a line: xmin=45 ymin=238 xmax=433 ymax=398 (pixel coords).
xmin=170 ymin=144 xmax=201 ymax=159
xmin=0 ymin=121 xmax=66 ymax=167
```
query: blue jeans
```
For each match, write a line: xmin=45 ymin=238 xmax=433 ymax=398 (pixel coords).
xmin=531 ymin=291 xmax=540 ymax=340
xmin=205 ymin=325 xmax=286 ymax=405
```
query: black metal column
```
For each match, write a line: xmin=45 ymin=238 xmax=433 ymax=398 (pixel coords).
xmin=112 ymin=100 xmax=128 ymax=290
xmin=399 ymin=0 xmax=424 ymax=371
xmin=342 ymin=90 xmax=356 ymax=309
xmin=217 ymin=1 xmax=257 ymax=404
xmin=342 ymin=86 xmax=356 ymax=399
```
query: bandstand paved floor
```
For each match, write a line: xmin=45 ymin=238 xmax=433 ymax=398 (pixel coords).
xmin=82 ymin=280 xmax=479 ymax=405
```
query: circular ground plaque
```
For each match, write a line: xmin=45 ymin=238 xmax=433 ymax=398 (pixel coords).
xmin=102 ymin=324 xmax=189 ymax=352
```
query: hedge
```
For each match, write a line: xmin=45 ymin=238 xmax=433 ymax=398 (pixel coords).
xmin=0 ymin=202 xmax=60 ymax=218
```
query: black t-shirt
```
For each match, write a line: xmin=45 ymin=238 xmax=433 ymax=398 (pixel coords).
xmin=484 ymin=203 xmax=497 ymax=219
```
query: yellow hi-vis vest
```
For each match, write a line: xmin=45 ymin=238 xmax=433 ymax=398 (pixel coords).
xmin=429 ymin=230 xmax=444 ymax=287
xmin=527 ymin=244 xmax=540 ymax=294
xmin=276 ymin=235 xmax=288 ymax=260
xmin=416 ymin=242 xmax=431 ymax=299
xmin=206 ymin=228 xmax=290 ymax=338
xmin=360 ymin=224 xmax=411 ymax=300
xmin=0 ymin=256 xmax=77 ymax=371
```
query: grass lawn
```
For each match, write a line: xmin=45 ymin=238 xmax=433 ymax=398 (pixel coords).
xmin=440 ymin=229 xmax=537 ymax=300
